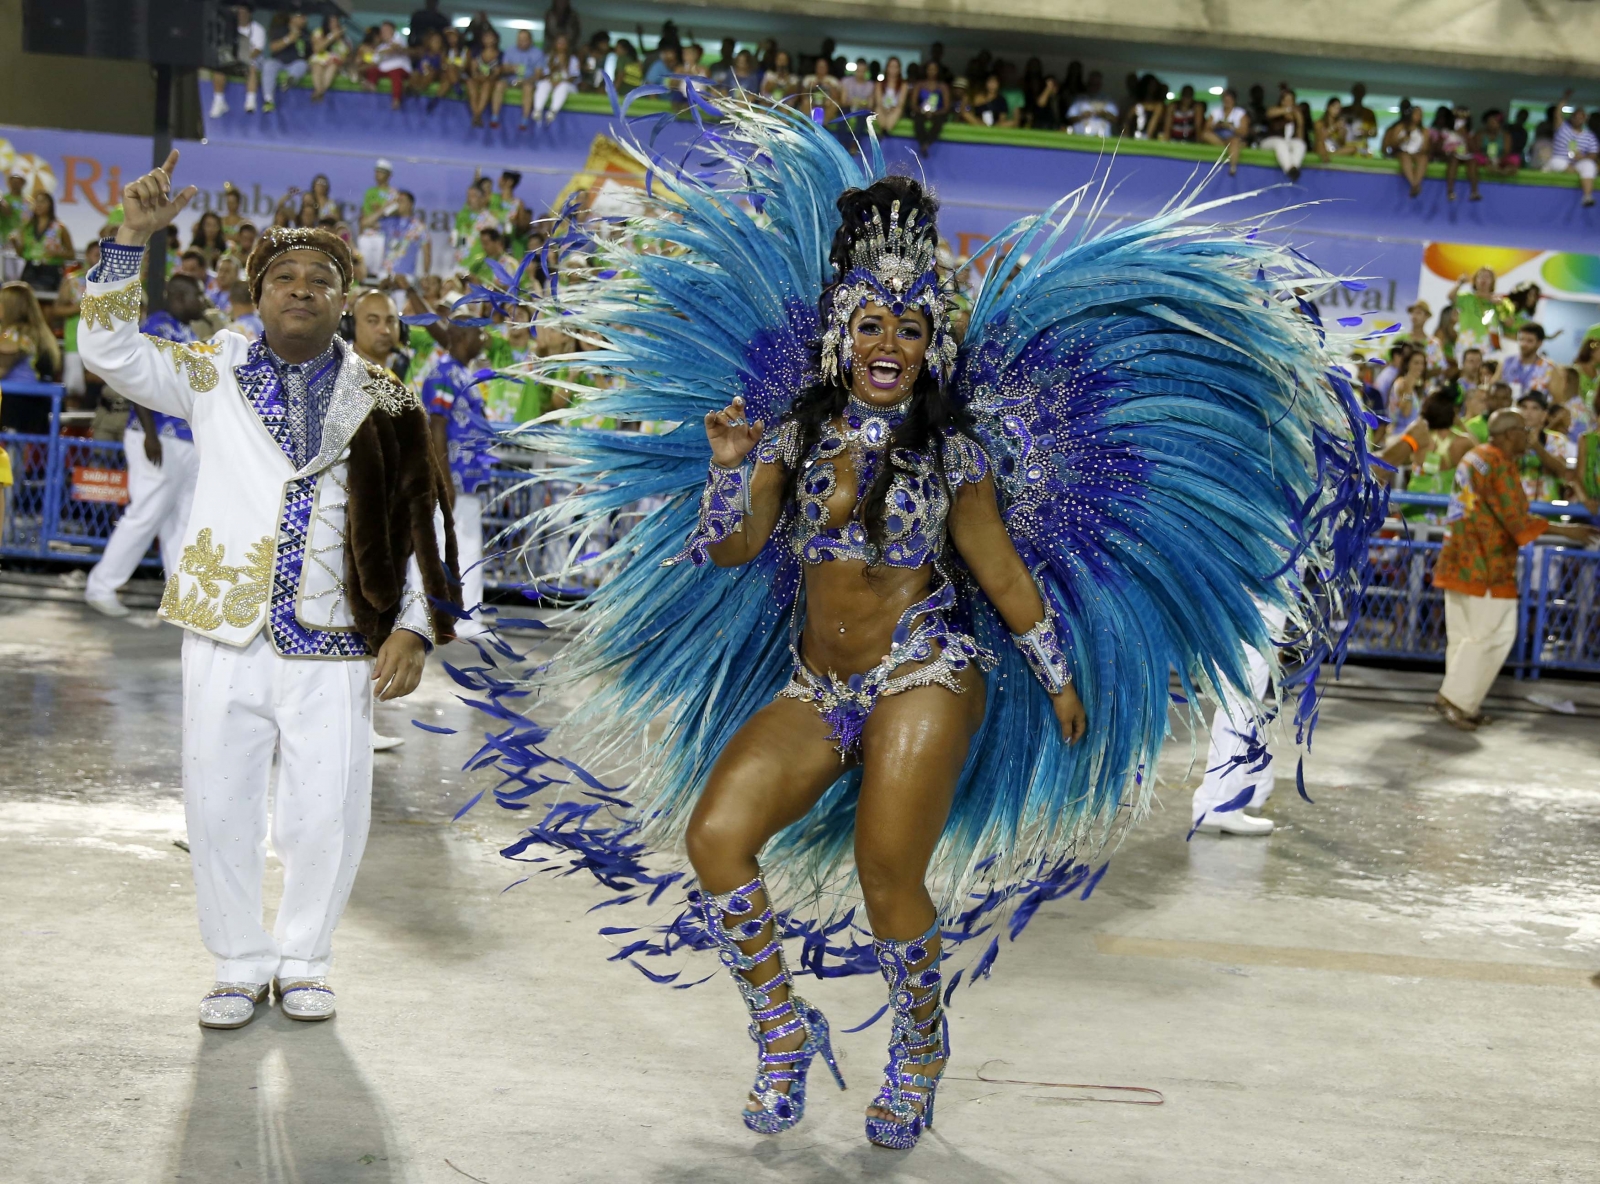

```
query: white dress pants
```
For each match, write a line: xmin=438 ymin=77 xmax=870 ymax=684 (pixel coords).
xmin=181 ymin=630 xmax=375 ymax=984
xmin=455 ymin=490 xmax=484 ymax=630
xmin=1439 ymin=590 xmax=1519 ymax=716
xmin=86 ymin=427 xmax=198 ymax=598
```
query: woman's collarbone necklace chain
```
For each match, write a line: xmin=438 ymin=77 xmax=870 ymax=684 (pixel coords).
xmin=829 ymin=394 xmax=913 ymax=636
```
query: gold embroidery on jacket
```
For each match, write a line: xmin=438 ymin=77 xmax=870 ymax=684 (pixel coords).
xmin=148 ymin=336 xmax=222 ymax=392
xmin=81 ymin=283 xmax=144 ymax=331
xmin=161 ymin=528 xmax=274 ymax=630
xmin=221 ymin=536 xmax=275 ymax=627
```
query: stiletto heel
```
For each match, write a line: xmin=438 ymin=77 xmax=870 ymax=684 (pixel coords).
xmin=865 ymin=920 xmax=948 ymax=1150
xmin=694 ymin=873 xmax=847 ymax=1134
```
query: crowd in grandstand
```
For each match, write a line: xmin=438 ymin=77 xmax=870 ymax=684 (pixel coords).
xmin=196 ymin=3 xmax=1598 ymax=204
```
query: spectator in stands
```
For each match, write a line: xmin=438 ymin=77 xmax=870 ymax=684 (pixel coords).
xmin=1123 ymin=76 xmax=1166 ymax=139
xmin=1262 ymin=84 xmax=1308 ymax=180
xmin=680 ymin=44 xmax=712 ymax=89
xmin=1448 ymin=267 xmax=1500 ymax=356
xmin=761 ymin=51 xmax=800 ymax=102
xmin=261 ymin=12 xmax=311 ymax=113
xmin=800 ymin=55 xmax=842 ymax=119
xmin=645 ymin=43 xmax=679 ymax=88
xmin=1380 ymin=391 xmax=1474 ymax=518
xmin=1245 ymin=85 xmax=1270 ymax=145
xmin=1384 ymin=104 xmax=1430 ymax=198
xmin=309 ymin=174 xmax=338 ymax=220
xmin=1066 ymin=71 xmax=1118 ymax=137
xmin=411 ymin=30 xmax=446 ymax=101
xmin=308 ymin=14 xmax=352 ymax=103
xmin=1313 ymin=98 xmax=1358 ymax=163
xmin=1202 ymin=88 xmax=1248 ymax=174
xmin=1429 ymin=305 xmax=1460 ymax=372
xmin=1513 ymin=390 xmax=1574 ymax=502
xmin=234 ymin=221 xmax=257 ymax=262
xmin=1016 ymin=59 xmax=1045 ymax=129
xmin=439 ymin=28 xmax=469 ymax=99
xmin=579 ymin=32 xmax=615 ymax=91
xmin=1502 ymin=323 xmax=1554 ymax=397
xmin=1433 ymin=409 xmax=1596 ymax=729
xmin=965 ymin=75 xmax=1012 ymax=128
xmin=0 ymin=172 xmax=28 ymax=243
xmin=208 ymin=254 xmax=240 ymax=313
xmin=544 ymin=0 xmax=582 ymax=54
xmin=0 ymin=281 xmax=61 ymax=381
xmin=504 ymin=28 xmax=545 ymax=129
xmin=409 ymin=1 xmax=451 ymax=48
xmin=1545 ymin=99 xmax=1598 ymax=206
xmin=1458 ymin=345 xmax=1487 ymax=401
xmin=190 ymin=211 xmax=227 ymax=268
xmin=1388 ymin=348 xmax=1427 ymax=433
xmin=367 ymin=21 xmax=413 ymax=110
xmin=209 ymin=5 xmax=265 ymax=118
xmin=9 ymin=191 xmax=73 ymax=292
xmin=364 ymin=190 xmax=430 ymax=280
xmin=466 ymin=28 xmax=510 ymax=128
xmin=1164 ymin=85 xmax=1203 ymax=143
xmin=1345 ymin=83 xmax=1378 ymax=152
xmin=1474 ymin=109 xmax=1520 ymax=180
xmin=1574 ymin=336 xmax=1599 ymax=406
xmin=875 ymin=57 xmax=907 ymax=129
xmin=533 ymin=35 xmax=580 ymax=125
xmin=1463 ymin=379 xmax=1513 ymax=443
xmin=908 ymin=62 xmax=952 ymax=154
xmin=1397 ymin=299 xmax=1432 ymax=349
xmin=841 ymin=60 xmax=878 ymax=119
xmin=1507 ymin=108 xmax=1532 ymax=165
xmin=613 ymin=39 xmax=643 ymax=91
xmin=1529 ymin=104 xmax=1558 ymax=169
xmin=1435 ymin=103 xmax=1480 ymax=201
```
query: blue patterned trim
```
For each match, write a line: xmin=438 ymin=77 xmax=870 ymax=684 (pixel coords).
xmin=665 ymin=461 xmax=749 ymax=567
xmin=234 ymin=343 xmax=297 ymax=463
xmin=89 ymin=239 xmax=144 ymax=284
xmin=268 ymin=475 xmax=369 ymax=658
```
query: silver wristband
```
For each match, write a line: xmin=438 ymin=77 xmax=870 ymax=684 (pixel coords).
xmin=1011 ymin=614 xmax=1072 ymax=694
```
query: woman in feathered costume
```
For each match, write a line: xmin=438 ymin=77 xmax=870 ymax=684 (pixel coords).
xmin=473 ymin=92 xmax=1381 ymax=1152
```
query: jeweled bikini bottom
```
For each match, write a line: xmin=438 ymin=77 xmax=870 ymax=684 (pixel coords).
xmin=777 ymin=582 xmax=995 ymax=760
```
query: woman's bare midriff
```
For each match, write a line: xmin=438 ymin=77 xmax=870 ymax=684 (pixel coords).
xmin=798 ymin=559 xmax=934 ymax=678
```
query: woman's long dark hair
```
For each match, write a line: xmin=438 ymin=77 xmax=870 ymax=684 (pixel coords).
xmin=782 ymin=176 xmax=975 ymax=559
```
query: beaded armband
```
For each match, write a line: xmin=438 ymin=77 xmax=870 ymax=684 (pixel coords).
xmin=1011 ymin=612 xmax=1071 ymax=694
xmin=665 ymin=459 xmax=750 ymax=567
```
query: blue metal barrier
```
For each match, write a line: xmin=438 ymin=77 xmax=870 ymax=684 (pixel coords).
xmin=1 ymin=381 xmax=159 ymax=565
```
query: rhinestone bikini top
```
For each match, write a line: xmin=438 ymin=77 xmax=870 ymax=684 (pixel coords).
xmin=755 ymin=395 xmax=990 ymax=568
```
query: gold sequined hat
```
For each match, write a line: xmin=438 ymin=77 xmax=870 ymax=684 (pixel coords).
xmin=245 ymin=226 xmax=354 ymax=301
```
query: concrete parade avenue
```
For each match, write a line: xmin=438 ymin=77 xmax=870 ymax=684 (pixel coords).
xmin=1 ymin=589 xmax=1597 ymax=1184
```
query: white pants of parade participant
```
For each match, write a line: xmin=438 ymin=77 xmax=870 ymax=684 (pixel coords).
xmin=357 ymin=230 xmax=386 ymax=279
xmin=533 ymin=79 xmax=573 ymax=123
xmin=1193 ymin=603 xmax=1287 ymax=837
xmin=85 ymin=426 xmax=199 ymax=613
xmin=454 ymin=491 xmax=486 ymax=638
xmin=181 ymin=631 xmax=374 ymax=985
xmin=1439 ymin=590 xmax=1518 ymax=718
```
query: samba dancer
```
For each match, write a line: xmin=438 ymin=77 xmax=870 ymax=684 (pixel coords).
xmin=468 ymin=97 xmax=1379 ymax=1152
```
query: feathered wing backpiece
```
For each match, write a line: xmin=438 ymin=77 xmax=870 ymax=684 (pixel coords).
xmin=457 ymin=93 xmax=1384 ymax=988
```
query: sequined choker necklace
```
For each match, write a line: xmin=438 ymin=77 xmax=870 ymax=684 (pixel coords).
xmin=844 ymin=393 xmax=913 ymax=448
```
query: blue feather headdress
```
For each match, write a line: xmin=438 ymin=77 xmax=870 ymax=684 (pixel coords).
xmin=448 ymin=93 xmax=1385 ymax=989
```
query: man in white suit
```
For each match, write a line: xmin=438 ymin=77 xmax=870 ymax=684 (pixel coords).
xmin=80 ymin=152 xmax=460 ymax=1029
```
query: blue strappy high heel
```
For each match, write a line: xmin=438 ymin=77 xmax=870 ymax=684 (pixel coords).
xmin=865 ymin=920 xmax=948 ymax=1150
xmin=696 ymin=874 xmax=847 ymax=1134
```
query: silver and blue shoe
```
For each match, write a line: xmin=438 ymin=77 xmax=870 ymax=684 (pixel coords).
xmin=865 ymin=920 xmax=948 ymax=1150
xmin=695 ymin=874 xmax=847 ymax=1133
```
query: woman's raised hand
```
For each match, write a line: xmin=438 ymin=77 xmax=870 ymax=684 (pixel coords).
xmin=705 ymin=395 xmax=764 ymax=469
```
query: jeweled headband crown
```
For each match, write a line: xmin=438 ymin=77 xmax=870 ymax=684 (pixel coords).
xmin=820 ymin=197 xmax=959 ymax=386
xmin=246 ymin=226 xmax=354 ymax=301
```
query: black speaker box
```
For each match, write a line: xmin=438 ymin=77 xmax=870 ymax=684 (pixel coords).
xmin=22 ymin=0 xmax=233 ymax=69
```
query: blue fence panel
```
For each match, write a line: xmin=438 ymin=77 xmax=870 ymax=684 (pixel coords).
xmin=1524 ymin=546 xmax=1600 ymax=677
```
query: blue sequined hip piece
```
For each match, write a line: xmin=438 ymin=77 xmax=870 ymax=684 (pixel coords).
xmin=778 ymin=581 xmax=995 ymax=760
